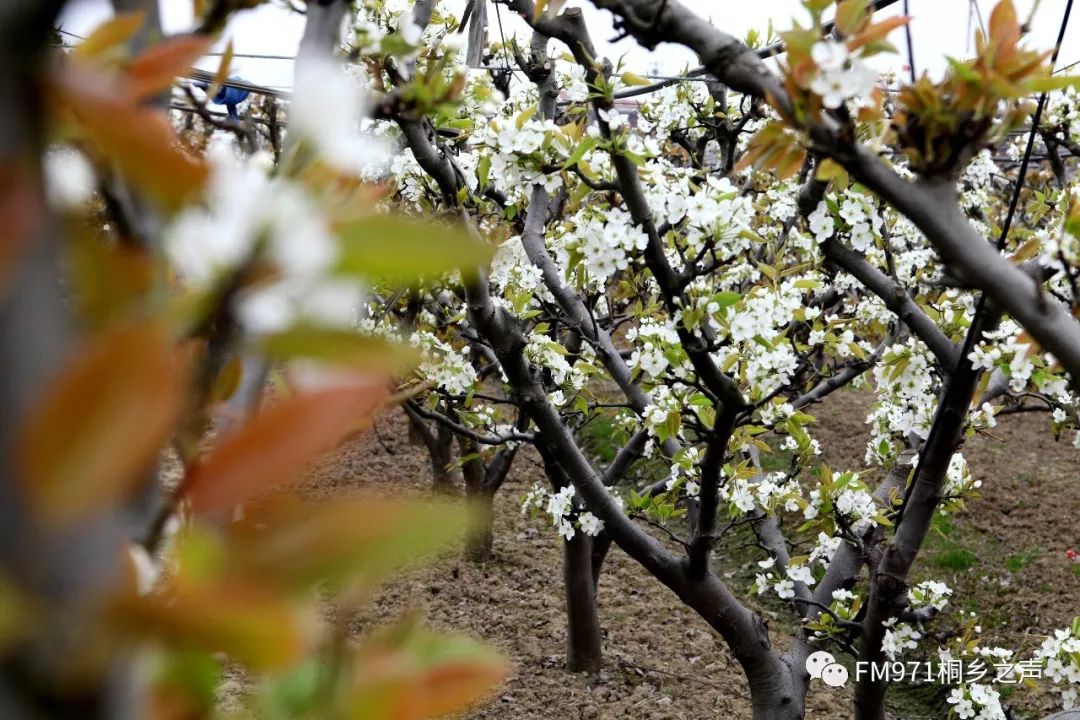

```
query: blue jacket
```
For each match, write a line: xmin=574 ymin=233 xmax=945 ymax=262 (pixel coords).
xmin=195 ymin=79 xmax=250 ymax=119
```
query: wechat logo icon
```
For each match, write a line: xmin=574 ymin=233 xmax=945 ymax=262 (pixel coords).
xmin=806 ymin=650 xmax=849 ymax=688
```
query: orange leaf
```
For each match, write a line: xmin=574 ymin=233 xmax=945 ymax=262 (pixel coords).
xmin=73 ymin=12 xmax=145 ymax=59
xmin=126 ymin=34 xmax=214 ymax=100
xmin=225 ymin=495 xmax=466 ymax=591
xmin=18 ymin=322 xmax=189 ymax=524
xmin=108 ymin=581 xmax=306 ymax=670
xmin=350 ymin=627 xmax=508 ymax=720
xmin=988 ymin=0 xmax=1020 ymax=52
xmin=55 ymin=65 xmax=208 ymax=209
xmin=182 ymin=383 xmax=386 ymax=513
xmin=847 ymin=16 xmax=911 ymax=52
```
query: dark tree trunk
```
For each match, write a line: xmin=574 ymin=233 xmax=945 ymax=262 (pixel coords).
xmin=590 ymin=531 xmax=612 ymax=589
xmin=464 ymin=486 xmax=496 ymax=563
xmin=404 ymin=405 xmax=459 ymax=494
xmin=563 ymin=530 xmax=602 ymax=673
xmin=532 ymin=436 xmax=604 ymax=672
xmin=461 ymin=437 xmax=492 ymax=562
xmin=428 ymin=422 xmax=457 ymax=493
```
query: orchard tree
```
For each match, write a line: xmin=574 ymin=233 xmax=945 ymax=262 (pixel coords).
xmin=337 ymin=0 xmax=1080 ymax=717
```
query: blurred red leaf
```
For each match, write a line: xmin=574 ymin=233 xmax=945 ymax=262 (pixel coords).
xmin=182 ymin=382 xmax=385 ymax=513
xmin=348 ymin=625 xmax=508 ymax=720
xmin=988 ymin=0 xmax=1020 ymax=58
xmin=125 ymin=34 xmax=214 ymax=100
xmin=54 ymin=64 xmax=208 ymax=210
xmin=109 ymin=581 xmax=305 ymax=670
xmin=225 ymin=494 xmax=466 ymax=591
xmin=18 ymin=322 xmax=189 ymax=524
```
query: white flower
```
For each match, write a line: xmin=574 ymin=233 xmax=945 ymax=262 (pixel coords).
xmin=441 ymin=31 xmax=466 ymax=53
xmin=787 ymin=564 xmax=816 ymax=586
xmin=811 ymin=41 xmax=849 ymax=72
xmin=881 ymin=619 xmax=921 ymax=660
xmin=44 ymin=147 xmax=95 ymax=209
xmin=235 ymin=275 xmax=362 ymax=335
xmin=840 ymin=197 xmax=867 ymax=225
xmin=290 ymin=56 xmax=387 ymax=176
xmin=397 ymin=14 xmax=423 ymax=44
xmin=810 ymin=57 xmax=877 ymax=109
xmin=578 ymin=512 xmax=604 ymax=537
xmin=808 ymin=201 xmax=834 ymax=241
xmin=165 ymin=149 xmax=268 ymax=285
xmin=775 ymin=579 xmax=796 ymax=600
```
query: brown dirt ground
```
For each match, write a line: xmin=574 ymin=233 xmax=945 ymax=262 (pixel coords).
xmin=292 ymin=389 xmax=1079 ymax=720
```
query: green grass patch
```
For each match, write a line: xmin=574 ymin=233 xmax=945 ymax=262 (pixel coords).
xmin=933 ymin=548 xmax=978 ymax=570
xmin=1004 ymin=548 xmax=1042 ymax=573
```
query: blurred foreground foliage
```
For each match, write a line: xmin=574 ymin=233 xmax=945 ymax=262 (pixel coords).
xmin=0 ymin=7 xmax=503 ymax=719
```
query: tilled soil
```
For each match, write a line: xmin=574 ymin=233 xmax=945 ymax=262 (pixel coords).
xmin=299 ymin=389 xmax=1080 ymax=720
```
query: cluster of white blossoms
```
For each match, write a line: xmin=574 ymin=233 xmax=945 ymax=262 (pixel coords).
xmin=754 ymin=559 xmax=813 ymax=601
xmin=627 ymin=318 xmax=681 ymax=379
xmin=755 ymin=529 xmax=844 ymax=604
xmin=969 ymin=321 xmax=1072 ymax=398
xmin=523 ymin=333 xmax=589 ymax=405
xmin=803 ymin=470 xmax=881 ymax=534
xmin=959 ymin=149 xmax=1003 ymax=211
xmin=946 ymin=684 xmax=1007 ymax=720
xmin=561 ymin=206 xmax=649 ymax=282
xmin=723 ymin=472 xmax=803 ymax=516
xmin=641 ymin=385 xmax=687 ymax=441
xmin=1034 ymin=624 xmax=1080 ymax=709
xmin=710 ymin=282 xmax=813 ymax=399
xmin=410 ymin=331 xmax=478 ymax=395
xmin=351 ymin=0 xmax=416 ymax=44
xmin=679 ymin=177 xmax=754 ymax=248
xmin=165 ymin=146 xmax=365 ymax=335
xmin=909 ymin=580 xmax=953 ymax=611
xmin=165 ymin=55 xmax=386 ymax=337
xmin=881 ymin=617 xmax=923 ymax=661
xmin=489 ymin=235 xmax=546 ymax=299
xmin=838 ymin=191 xmax=883 ymax=252
xmin=521 ymin=482 xmax=612 ymax=541
xmin=866 ymin=340 xmax=939 ymax=464
xmin=939 ymin=453 xmax=984 ymax=513
xmin=807 ymin=190 xmax=884 ymax=255
xmin=639 ymin=80 xmax=718 ymax=141
xmin=472 ymin=116 xmax=565 ymax=197
xmin=753 ymin=556 xmax=797 ymax=599
xmin=879 ymin=583 xmax=952 ymax=661
xmin=809 ymin=40 xmax=878 ymax=109
xmin=664 ymin=446 xmax=702 ymax=499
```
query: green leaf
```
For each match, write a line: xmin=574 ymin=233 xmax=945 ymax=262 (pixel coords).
xmin=561 ymin=136 xmax=598 ymax=170
xmin=515 ymin=105 xmax=539 ymax=130
xmin=1023 ymin=74 xmax=1080 ymax=92
xmin=713 ymin=291 xmax=742 ymax=310
xmin=258 ymin=327 xmax=418 ymax=372
xmin=335 ymin=215 xmax=494 ymax=282
xmin=836 ymin=0 xmax=870 ymax=35
xmin=477 ymin=155 xmax=491 ymax=189
xmin=619 ymin=71 xmax=652 ymax=86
